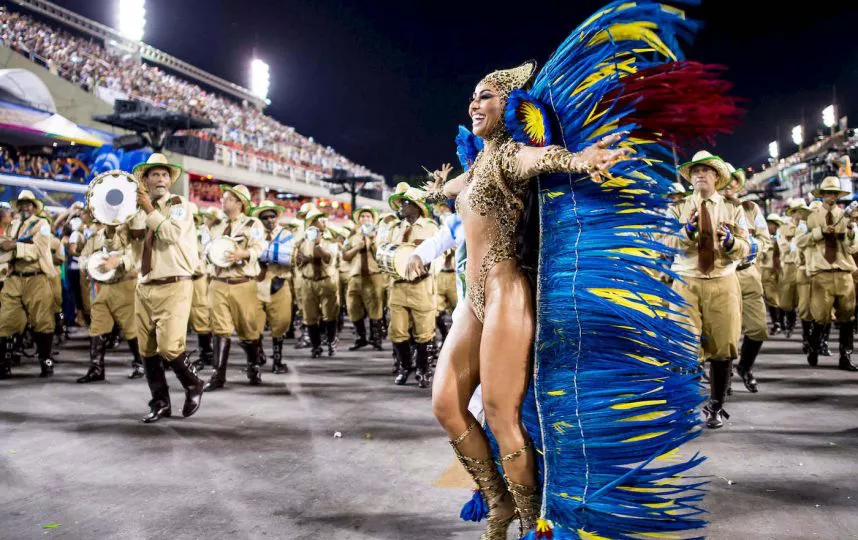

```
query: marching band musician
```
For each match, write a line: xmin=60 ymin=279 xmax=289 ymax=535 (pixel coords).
xmin=0 ymin=203 xmax=11 ymax=294
xmin=76 ymin=197 xmax=146 ymax=383
xmin=133 ymin=154 xmax=205 ymax=423
xmin=723 ymin=164 xmax=771 ymax=394
xmin=430 ymin=200 xmax=459 ymax=346
xmin=332 ymin=222 xmax=352 ymax=333
xmin=777 ymin=199 xmax=807 ymax=340
xmin=796 ymin=201 xmax=818 ymax=355
xmin=253 ymin=200 xmax=294 ymax=374
xmin=292 ymin=202 xmax=316 ymax=350
xmin=798 ymin=177 xmax=858 ymax=371
xmin=342 ymin=207 xmax=385 ymax=351
xmin=188 ymin=203 xmax=214 ymax=371
xmin=386 ymin=184 xmax=439 ymax=389
xmin=45 ymin=212 xmax=67 ymax=342
xmin=662 ymin=151 xmax=750 ymax=429
xmin=0 ymin=191 xmax=59 ymax=379
xmin=762 ymin=213 xmax=785 ymax=340
xmin=205 ymin=184 xmax=267 ymax=389
xmin=294 ymin=208 xmax=340 ymax=358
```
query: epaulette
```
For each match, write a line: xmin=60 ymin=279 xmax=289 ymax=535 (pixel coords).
xmin=170 ymin=196 xmax=183 ymax=206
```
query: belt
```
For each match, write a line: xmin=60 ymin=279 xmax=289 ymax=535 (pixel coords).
xmin=11 ymin=271 xmax=43 ymax=277
xmin=213 ymin=277 xmax=251 ymax=285
xmin=98 ymin=274 xmax=139 ymax=285
xmin=192 ymin=274 xmax=205 ymax=281
xmin=394 ymin=273 xmax=430 ymax=285
xmin=439 ymin=269 xmax=455 ymax=273
xmin=144 ymin=276 xmax=192 ymax=286
xmin=736 ymin=262 xmax=754 ymax=272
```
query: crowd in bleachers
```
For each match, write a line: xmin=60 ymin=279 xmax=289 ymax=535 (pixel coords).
xmin=0 ymin=7 xmax=380 ymax=182
xmin=0 ymin=146 xmax=86 ymax=181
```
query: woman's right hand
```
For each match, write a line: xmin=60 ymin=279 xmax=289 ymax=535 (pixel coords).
xmin=423 ymin=163 xmax=453 ymax=195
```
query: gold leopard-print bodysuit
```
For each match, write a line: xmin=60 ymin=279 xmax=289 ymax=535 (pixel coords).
xmin=456 ymin=138 xmax=591 ymax=323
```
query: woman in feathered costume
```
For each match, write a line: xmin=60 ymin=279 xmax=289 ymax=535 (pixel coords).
xmin=425 ymin=1 xmax=741 ymax=539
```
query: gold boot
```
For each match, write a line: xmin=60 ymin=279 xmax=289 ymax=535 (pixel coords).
xmin=502 ymin=445 xmax=541 ymax=538
xmin=451 ymin=422 xmax=515 ymax=540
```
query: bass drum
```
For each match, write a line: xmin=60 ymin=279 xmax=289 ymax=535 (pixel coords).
xmin=376 ymin=242 xmax=416 ymax=280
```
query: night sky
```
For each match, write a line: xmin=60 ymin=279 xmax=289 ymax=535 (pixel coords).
xmin=48 ymin=0 xmax=858 ymax=180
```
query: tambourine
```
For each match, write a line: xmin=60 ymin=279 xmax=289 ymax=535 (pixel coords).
xmin=86 ymin=251 xmax=119 ymax=282
xmin=87 ymin=170 xmax=138 ymax=226
xmin=206 ymin=236 xmax=238 ymax=268
xmin=376 ymin=242 xmax=416 ymax=280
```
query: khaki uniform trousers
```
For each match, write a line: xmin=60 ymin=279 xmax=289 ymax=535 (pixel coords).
xmin=797 ymin=268 xmax=813 ymax=322
xmin=80 ymin=270 xmax=92 ymax=318
xmin=259 ymin=280 xmax=293 ymax=338
xmin=737 ymin=265 xmax=768 ymax=342
xmin=389 ymin=276 xmax=435 ymax=344
xmin=301 ymin=276 xmax=338 ymax=325
xmin=435 ymin=270 xmax=458 ymax=314
xmin=671 ymin=274 xmax=741 ymax=361
xmin=346 ymin=273 xmax=386 ymax=321
xmin=810 ymin=271 xmax=856 ymax=324
xmin=51 ymin=273 xmax=62 ymax=313
xmin=761 ymin=267 xmax=779 ymax=308
xmin=90 ymin=278 xmax=137 ymax=337
xmin=211 ymin=279 xmax=263 ymax=341
xmin=778 ymin=264 xmax=798 ymax=311
xmin=338 ymin=271 xmax=348 ymax=310
xmin=189 ymin=276 xmax=212 ymax=333
xmin=135 ymin=280 xmax=193 ymax=361
xmin=293 ymin=272 xmax=306 ymax=317
xmin=0 ymin=274 xmax=55 ymax=336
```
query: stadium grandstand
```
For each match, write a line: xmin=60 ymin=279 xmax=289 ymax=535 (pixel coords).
xmin=0 ymin=0 xmax=385 ymax=216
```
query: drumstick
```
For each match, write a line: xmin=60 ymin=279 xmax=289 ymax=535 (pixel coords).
xmin=421 ymin=166 xmax=433 ymax=176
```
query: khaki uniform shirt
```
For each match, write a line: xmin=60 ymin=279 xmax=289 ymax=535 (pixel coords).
xmin=741 ymin=202 xmax=772 ymax=266
xmin=389 ymin=217 xmax=439 ymax=249
xmin=342 ymin=231 xmax=381 ymax=277
xmin=777 ymin=221 xmax=801 ymax=266
xmin=140 ymin=193 xmax=198 ymax=283
xmin=295 ymin=232 xmax=337 ymax=280
xmin=3 ymin=214 xmax=56 ymax=276
xmin=662 ymin=192 xmax=750 ymax=279
xmin=797 ymin=205 xmax=858 ymax=275
xmin=210 ymin=214 xmax=265 ymax=279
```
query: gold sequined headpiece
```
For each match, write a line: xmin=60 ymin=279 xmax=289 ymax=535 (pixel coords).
xmin=478 ymin=60 xmax=537 ymax=141
xmin=479 ymin=60 xmax=537 ymax=102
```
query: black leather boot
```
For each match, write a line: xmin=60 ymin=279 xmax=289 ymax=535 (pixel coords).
xmin=736 ymin=338 xmax=762 ymax=393
xmin=369 ymin=319 xmax=383 ymax=351
xmin=77 ymin=335 xmax=106 ymax=383
xmin=414 ymin=341 xmax=432 ymax=389
xmin=308 ymin=324 xmax=323 ymax=358
xmin=0 ymin=337 xmax=11 ymax=379
xmin=393 ymin=341 xmax=413 ymax=385
xmin=127 ymin=337 xmax=144 ymax=379
xmin=35 ymin=332 xmax=54 ymax=378
xmin=169 ymin=352 xmax=204 ymax=417
xmin=105 ymin=324 xmax=120 ymax=350
xmin=349 ymin=318 xmax=369 ymax=350
xmin=241 ymin=339 xmax=262 ymax=385
xmin=326 ymin=321 xmax=339 ymax=357
xmin=703 ymin=361 xmax=731 ymax=429
xmin=142 ymin=355 xmax=171 ymax=423
xmin=204 ymin=336 xmax=231 ymax=391
xmin=768 ymin=306 xmax=781 ymax=335
xmin=257 ymin=336 xmax=267 ymax=366
xmin=807 ymin=322 xmax=824 ymax=367
xmin=197 ymin=332 xmax=214 ymax=368
xmin=785 ymin=310 xmax=796 ymax=338
xmin=435 ymin=313 xmax=448 ymax=345
xmin=801 ymin=320 xmax=812 ymax=353
xmin=271 ymin=336 xmax=287 ymax=373
xmin=53 ymin=312 xmax=64 ymax=345
xmin=838 ymin=326 xmax=857 ymax=372
xmin=821 ymin=323 xmax=832 ymax=356
xmin=11 ymin=332 xmax=23 ymax=366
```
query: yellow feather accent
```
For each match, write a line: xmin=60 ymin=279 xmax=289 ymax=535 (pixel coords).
xmin=622 ymin=431 xmax=668 ymax=443
xmin=518 ymin=101 xmax=547 ymax=144
xmin=601 ymin=178 xmax=635 ymax=188
xmin=611 ymin=399 xmax=667 ymax=410
xmin=618 ymin=486 xmax=671 ymax=493
xmin=610 ymin=247 xmax=658 ymax=258
xmin=657 ymin=448 xmax=681 ymax=461
xmin=639 ymin=532 xmax=681 ymax=539
xmin=660 ymin=4 xmax=686 ymax=18
xmin=587 ymin=22 xmax=677 ymax=61
xmin=537 ymin=519 xmax=554 ymax=533
xmin=578 ymin=529 xmax=612 ymax=540
xmin=588 ymin=287 xmax=658 ymax=317
xmin=553 ymin=421 xmax=574 ymax=434
xmin=558 ymin=492 xmax=583 ymax=501
xmin=619 ymin=410 xmax=672 ymax=422
xmin=644 ymin=500 xmax=676 ymax=509
xmin=547 ymin=390 xmax=566 ymax=397
xmin=624 ymin=353 xmax=668 ymax=368
xmin=546 ymin=191 xmax=565 ymax=199
xmin=589 ymin=122 xmax=619 ymax=140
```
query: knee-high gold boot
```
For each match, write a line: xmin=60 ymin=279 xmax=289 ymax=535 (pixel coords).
xmin=502 ymin=445 xmax=541 ymax=537
xmin=451 ymin=422 xmax=515 ymax=540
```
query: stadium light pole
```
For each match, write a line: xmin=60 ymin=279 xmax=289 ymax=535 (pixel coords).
xmin=117 ymin=0 xmax=146 ymax=42
xmin=250 ymin=58 xmax=271 ymax=103
xmin=791 ymin=124 xmax=803 ymax=151
xmin=822 ymin=104 xmax=836 ymax=137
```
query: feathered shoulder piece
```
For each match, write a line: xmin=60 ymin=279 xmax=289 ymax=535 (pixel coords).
xmin=455 ymin=125 xmax=484 ymax=170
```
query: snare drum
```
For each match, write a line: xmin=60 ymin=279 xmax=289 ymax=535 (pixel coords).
xmin=206 ymin=236 xmax=238 ymax=268
xmin=376 ymin=242 xmax=416 ymax=280
xmin=87 ymin=170 xmax=138 ymax=226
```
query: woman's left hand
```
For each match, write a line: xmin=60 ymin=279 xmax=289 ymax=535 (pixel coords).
xmin=578 ymin=132 xmax=631 ymax=183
